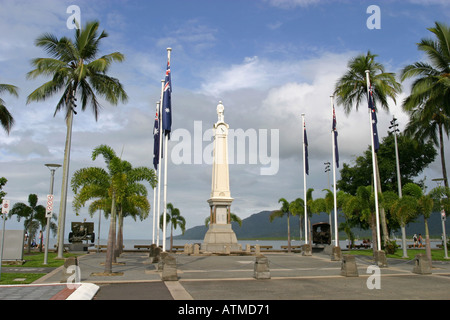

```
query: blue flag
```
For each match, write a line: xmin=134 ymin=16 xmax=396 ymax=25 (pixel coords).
xmin=152 ymin=108 xmax=160 ymax=170
xmin=162 ymin=60 xmax=172 ymax=139
xmin=368 ymin=86 xmax=380 ymax=152
xmin=304 ymin=122 xmax=309 ymax=175
xmin=332 ymin=105 xmax=339 ymax=168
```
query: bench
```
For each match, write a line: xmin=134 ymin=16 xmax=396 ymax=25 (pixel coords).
xmin=247 ymin=245 xmax=273 ymax=251
xmin=281 ymin=245 xmax=301 ymax=249
xmin=408 ymin=244 xmax=426 ymax=248
xmin=134 ymin=245 xmax=153 ymax=250
xmin=346 ymin=244 xmax=371 ymax=249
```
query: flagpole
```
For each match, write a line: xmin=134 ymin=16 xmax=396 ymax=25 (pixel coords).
xmin=302 ymin=114 xmax=308 ymax=245
xmin=365 ymin=70 xmax=381 ymax=251
xmin=162 ymin=47 xmax=172 ymax=252
xmin=152 ymin=101 xmax=160 ymax=245
xmin=331 ymin=96 xmax=339 ymax=248
xmin=156 ymin=81 xmax=164 ymax=247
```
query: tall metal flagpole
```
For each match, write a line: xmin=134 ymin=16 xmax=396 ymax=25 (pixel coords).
xmin=156 ymin=82 xmax=164 ymax=247
xmin=302 ymin=114 xmax=308 ymax=245
xmin=331 ymin=96 xmax=339 ymax=247
xmin=162 ymin=48 xmax=172 ymax=252
xmin=152 ymin=101 xmax=160 ymax=244
xmin=365 ymin=70 xmax=382 ymax=251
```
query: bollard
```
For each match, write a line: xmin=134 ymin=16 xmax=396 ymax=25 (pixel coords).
xmin=341 ymin=255 xmax=359 ymax=277
xmin=254 ymin=255 xmax=270 ymax=279
xmin=161 ymin=253 xmax=178 ymax=281
xmin=60 ymin=256 xmax=79 ymax=283
xmin=374 ymin=250 xmax=388 ymax=268
xmin=412 ymin=254 xmax=432 ymax=275
xmin=193 ymin=244 xmax=200 ymax=255
xmin=302 ymin=243 xmax=312 ymax=256
xmin=150 ymin=245 xmax=162 ymax=263
xmin=331 ymin=246 xmax=342 ymax=261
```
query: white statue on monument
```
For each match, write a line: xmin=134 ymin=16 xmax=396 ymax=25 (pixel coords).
xmin=202 ymin=102 xmax=239 ymax=253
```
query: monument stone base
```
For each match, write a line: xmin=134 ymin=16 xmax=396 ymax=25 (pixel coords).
xmin=202 ymin=224 xmax=240 ymax=253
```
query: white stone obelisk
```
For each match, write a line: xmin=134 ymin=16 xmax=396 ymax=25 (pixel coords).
xmin=202 ymin=102 xmax=239 ymax=253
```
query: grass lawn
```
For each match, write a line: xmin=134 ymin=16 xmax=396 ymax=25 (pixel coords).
xmin=0 ymin=251 xmax=85 ymax=285
xmin=344 ymin=248 xmax=450 ymax=261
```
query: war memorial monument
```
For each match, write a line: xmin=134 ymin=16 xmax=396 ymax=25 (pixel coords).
xmin=202 ymin=102 xmax=240 ymax=253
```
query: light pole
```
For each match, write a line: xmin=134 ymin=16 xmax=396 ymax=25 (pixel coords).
xmin=389 ymin=116 xmax=407 ymax=257
xmin=44 ymin=163 xmax=61 ymax=265
xmin=432 ymin=178 xmax=449 ymax=259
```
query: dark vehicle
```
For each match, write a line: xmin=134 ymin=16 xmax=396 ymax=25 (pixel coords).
xmin=312 ymin=222 xmax=331 ymax=245
xmin=68 ymin=221 xmax=95 ymax=243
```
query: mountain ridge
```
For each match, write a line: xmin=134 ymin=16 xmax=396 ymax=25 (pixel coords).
xmin=175 ymin=210 xmax=450 ymax=240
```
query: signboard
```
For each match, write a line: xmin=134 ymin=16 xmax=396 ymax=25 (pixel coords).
xmin=442 ymin=209 xmax=447 ymax=222
xmin=1 ymin=200 xmax=10 ymax=215
xmin=46 ymin=194 xmax=53 ymax=218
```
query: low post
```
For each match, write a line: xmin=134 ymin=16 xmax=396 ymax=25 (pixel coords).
xmin=341 ymin=255 xmax=358 ymax=277
xmin=254 ymin=255 xmax=270 ymax=280
xmin=60 ymin=256 xmax=79 ymax=283
xmin=412 ymin=254 xmax=432 ymax=275
xmin=302 ymin=243 xmax=312 ymax=256
xmin=374 ymin=250 xmax=388 ymax=268
xmin=331 ymin=246 xmax=342 ymax=261
xmin=161 ymin=253 xmax=178 ymax=281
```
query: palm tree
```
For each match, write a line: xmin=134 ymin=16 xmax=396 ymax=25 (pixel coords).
xmin=27 ymin=20 xmax=128 ymax=258
xmin=289 ymin=198 xmax=305 ymax=241
xmin=400 ymin=22 xmax=450 ymax=188
xmin=269 ymin=198 xmax=292 ymax=252
xmin=71 ymin=145 xmax=156 ymax=273
xmin=8 ymin=194 xmax=46 ymax=253
xmin=418 ymin=193 xmax=434 ymax=264
xmin=0 ymin=84 xmax=19 ymax=134
xmin=388 ymin=184 xmax=421 ymax=257
xmin=161 ymin=203 xmax=186 ymax=252
xmin=334 ymin=51 xmax=402 ymax=246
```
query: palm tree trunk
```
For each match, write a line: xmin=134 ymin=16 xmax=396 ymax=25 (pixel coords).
xmin=115 ymin=209 xmax=123 ymax=258
xmin=287 ymin=214 xmax=291 ymax=253
xmin=438 ymin=123 xmax=449 ymax=188
xmin=105 ymin=194 xmax=116 ymax=274
xmin=371 ymin=212 xmax=377 ymax=252
xmin=170 ymin=224 xmax=174 ymax=252
xmin=424 ymin=218 xmax=432 ymax=267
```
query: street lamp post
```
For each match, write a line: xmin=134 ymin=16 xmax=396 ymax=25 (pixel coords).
xmin=389 ymin=116 xmax=407 ymax=257
xmin=44 ymin=163 xmax=61 ymax=265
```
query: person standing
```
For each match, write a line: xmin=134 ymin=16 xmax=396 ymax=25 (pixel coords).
xmin=413 ymin=234 xmax=418 ymax=248
xmin=418 ymin=234 xmax=423 ymax=248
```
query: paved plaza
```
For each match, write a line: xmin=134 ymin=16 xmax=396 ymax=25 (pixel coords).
xmin=0 ymin=251 xmax=449 ymax=301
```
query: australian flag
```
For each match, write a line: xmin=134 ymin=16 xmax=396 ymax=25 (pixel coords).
xmin=368 ymin=86 xmax=380 ymax=152
xmin=162 ymin=60 xmax=172 ymax=139
xmin=332 ymin=105 xmax=339 ymax=168
xmin=304 ymin=121 xmax=309 ymax=175
xmin=152 ymin=108 xmax=160 ymax=170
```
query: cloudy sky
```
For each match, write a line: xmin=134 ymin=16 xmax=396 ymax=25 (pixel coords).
xmin=1 ymin=0 xmax=449 ymax=241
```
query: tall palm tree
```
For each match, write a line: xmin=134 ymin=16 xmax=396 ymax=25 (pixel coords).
xmin=334 ymin=51 xmax=402 ymax=246
xmin=0 ymin=84 xmax=19 ymax=134
xmin=27 ymin=20 xmax=128 ymax=258
xmin=8 ymin=194 xmax=46 ymax=253
xmin=161 ymin=203 xmax=186 ymax=252
xmin=269 ymin=198 xmax=292 ymax=252
xmin=400 ymin=22 xmax=450 ymax=188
